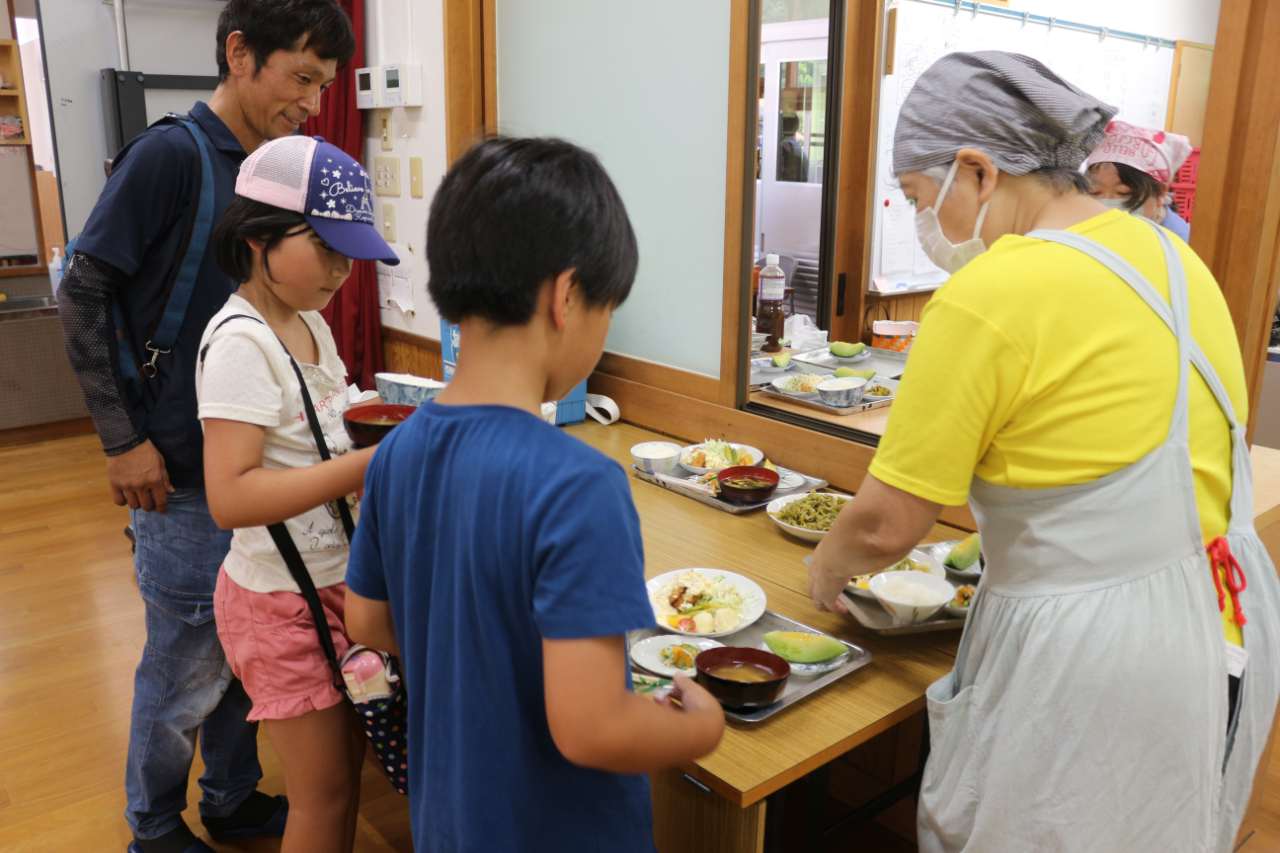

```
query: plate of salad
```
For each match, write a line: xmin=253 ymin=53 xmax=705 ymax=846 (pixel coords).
xmin=629 ymin=635 xmax=724 ymax=678
xmin=678 ymin=440 xmax=765 ymax=475
xmin=647 ymin=568 xmax=767 ymax=638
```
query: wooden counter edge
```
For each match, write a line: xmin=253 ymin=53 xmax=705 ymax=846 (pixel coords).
xmin=681 ymin=696 xmax=928 ymax=808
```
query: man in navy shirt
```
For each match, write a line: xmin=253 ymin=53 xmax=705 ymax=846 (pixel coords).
xmin=58 ymin=3 xmax=354 ymax=852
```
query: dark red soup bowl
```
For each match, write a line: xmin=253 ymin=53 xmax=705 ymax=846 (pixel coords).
xmin=694 ymin=646 xmax=790 ymax=711
xmin=343 ymin=404 xmax=416 ymax=448
xmin=716 ymin=465 xmax=780 ymax=506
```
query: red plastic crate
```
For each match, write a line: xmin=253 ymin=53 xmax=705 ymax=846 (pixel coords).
xmin=1175 ymin=148 xmax=1200 ymax=186
xmin=1171 ymin=186 xmax=1196 ymax=223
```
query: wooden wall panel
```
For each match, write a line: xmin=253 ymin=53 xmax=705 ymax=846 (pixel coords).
xmin=1190 ymin=0 xmax=1280 ymax=438
xmin=382 ymin=327 xmax=443 ymax=381
xmin=442 ymin=0 xmax=487 ymax=164
xmin=1167 ymin=41 xmax=1214 ymax=147
xmin=828 ymin=0 xmax=885 ymax=347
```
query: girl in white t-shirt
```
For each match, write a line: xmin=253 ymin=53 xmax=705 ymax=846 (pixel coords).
xmin=197 ymin=136 xmax=402 ymax=853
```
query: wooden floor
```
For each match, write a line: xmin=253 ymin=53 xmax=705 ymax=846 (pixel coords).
xmin=3 ymin=434 xmax=1280 ymax=852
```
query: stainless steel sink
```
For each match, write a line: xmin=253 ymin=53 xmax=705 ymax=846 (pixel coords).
xmin=0 ymin=294 xmax=59 ymax=322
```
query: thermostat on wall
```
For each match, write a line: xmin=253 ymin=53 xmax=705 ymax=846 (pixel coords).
xmin=381 ymin=63 xmax=422 ymax=107
xmin=355 ymin=66 xmax=382 ymax=109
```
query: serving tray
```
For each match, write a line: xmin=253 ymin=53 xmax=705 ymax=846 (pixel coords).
xmin=758 ymin=388 xmax=893 ymax=417
xmin=792 ymin=346 xmax=909 ymax=380
xmin=627 ymin=610 xmax=872 ymax=723
xmin=630 ymin=465 xmax=829 ymax=514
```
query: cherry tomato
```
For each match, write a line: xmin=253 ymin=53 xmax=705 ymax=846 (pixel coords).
xmin=678 ymin=618 xmax=697 ymax=633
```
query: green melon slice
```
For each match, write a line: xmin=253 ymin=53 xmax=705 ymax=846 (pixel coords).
xmin=829 ymin=341 xmax=866 ymax=358
xmin=945 ymin=532 xmax=981 ymax=570
xmin=772 ymin=352 xmax=792 ymax=368
xmin=763 ymin=631 xmax=847 ymax=663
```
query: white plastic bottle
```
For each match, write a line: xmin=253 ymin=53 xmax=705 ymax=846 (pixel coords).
xmin=758 ymin=254 xmax=786 ymax=353
xmin=48 ymin=247 xmax=63 ymax=294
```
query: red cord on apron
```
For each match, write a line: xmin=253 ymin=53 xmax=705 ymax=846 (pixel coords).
xmin=1207 ymin=537 xmax=1248 ymax=626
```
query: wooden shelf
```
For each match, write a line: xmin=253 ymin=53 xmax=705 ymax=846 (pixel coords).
xmin=0 ymin=40 xmax=29 ymax=147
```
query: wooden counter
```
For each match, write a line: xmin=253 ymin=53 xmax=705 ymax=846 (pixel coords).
xmin=566 ymin=422 xmax=1280 ymax=853
xmin=569 ymin=420 xmax=964 ymax=851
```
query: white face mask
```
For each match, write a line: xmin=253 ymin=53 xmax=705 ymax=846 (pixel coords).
xmin=1096 ymin=196 xmax=1165 ymax=224
xmin=914 ymin=160 xmax=994 ymax=275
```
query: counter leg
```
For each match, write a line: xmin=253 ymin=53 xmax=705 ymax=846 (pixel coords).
xmin=649 ymin=768 xmax=765 ymax=853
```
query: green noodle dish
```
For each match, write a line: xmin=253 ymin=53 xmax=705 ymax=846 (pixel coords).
xmin=770 ymin=491 xmax=849 ymax=531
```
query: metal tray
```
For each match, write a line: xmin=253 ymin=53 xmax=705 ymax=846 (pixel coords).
xmin=792 ymin=346 xmax=909 ymax=380
xmin=628 ymin=610 xmax=872 ymax=722
xmin=630 ymin=465 xmax=828 ymax=514
xmin=839 ymin=590 xmax=966 ymax=635
xmin=758 ymin=388 xmax=892 ymax=417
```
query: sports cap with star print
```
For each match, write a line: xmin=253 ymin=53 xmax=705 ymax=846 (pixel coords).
xmin=235 ymin=135 xmax=400 ymax=265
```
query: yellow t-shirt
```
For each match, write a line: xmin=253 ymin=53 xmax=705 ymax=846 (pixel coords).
xmin=869 ymin=211 xmax=1248 ymax=644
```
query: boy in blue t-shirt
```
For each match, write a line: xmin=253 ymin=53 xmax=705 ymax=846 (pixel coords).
xmin=344 ymin=137 xmax=725 ymax=852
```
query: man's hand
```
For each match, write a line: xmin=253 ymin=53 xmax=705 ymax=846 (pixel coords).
xmin=106 ymin=440 xmax=174 ymax=513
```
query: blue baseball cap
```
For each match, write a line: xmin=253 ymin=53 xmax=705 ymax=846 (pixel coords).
xmin=236 ymin=135 xmax=400 ymax=265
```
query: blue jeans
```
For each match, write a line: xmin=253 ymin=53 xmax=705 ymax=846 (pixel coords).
xmin=126 ymin=487 xmax=262 ymax=839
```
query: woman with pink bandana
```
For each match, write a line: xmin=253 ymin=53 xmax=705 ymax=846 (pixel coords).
xmin=1085 ymin=120 xmax=1194 ymax=242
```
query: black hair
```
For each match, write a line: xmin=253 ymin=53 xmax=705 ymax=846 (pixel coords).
xmin=1086 ymin=161 xmax=1167 ymax=212
xmin=1030 ymin=165 xmax=1093 ymax=195
xmin=216 ymin=0 xmax=357 ymax=83
xmin=213 ymin=196 xmax=312 ymax=284
xmin=426 ymin=137 xmax=639 ymax=326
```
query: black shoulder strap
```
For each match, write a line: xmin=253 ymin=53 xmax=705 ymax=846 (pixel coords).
xmin=203 ymin=312 xmax=356 ymax=689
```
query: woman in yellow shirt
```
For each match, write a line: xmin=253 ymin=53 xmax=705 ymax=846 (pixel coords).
xmin=808 ymin=51 xmax=1280 ymax=853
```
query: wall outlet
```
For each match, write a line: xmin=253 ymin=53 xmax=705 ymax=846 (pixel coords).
xmin=374 ymin=156 xmax=401 ymax=196
xmin=382 ymin=203 xmax=396 ymax=242
xmin=409 ymin=157 xmax=424 ymax=198
xmin=379 ymin=110 xmax=393 ymax=151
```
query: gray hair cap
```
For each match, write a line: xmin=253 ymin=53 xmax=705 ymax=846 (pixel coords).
xmin=893 ymin=51 xmax=1117 ymax=177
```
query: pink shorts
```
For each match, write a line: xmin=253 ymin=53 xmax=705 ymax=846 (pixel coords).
xmin=214 ymin=566 xmax=352 ymax=722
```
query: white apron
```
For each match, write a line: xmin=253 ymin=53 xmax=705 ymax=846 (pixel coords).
xmin=916 ymin=221 xmax=1280 ymax=853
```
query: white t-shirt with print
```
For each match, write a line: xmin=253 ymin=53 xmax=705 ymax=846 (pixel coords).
xmin=196 ymin=294 xmax=358 ymax=594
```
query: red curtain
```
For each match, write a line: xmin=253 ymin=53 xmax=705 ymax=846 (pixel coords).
xmin=302 ymin=0 xmax=385 ymax=391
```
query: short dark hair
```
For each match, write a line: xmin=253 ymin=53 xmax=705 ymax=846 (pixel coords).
xmin=427 ymin=137 xmax=639 ymax=326
xmin=216 ymin=0 xmax=357 ymax=83
xmin=1086 ymin=161 xmax=1166 ymax=212
xmin=213 ymin=196 xmax=311 ymax=283
xmin=1030 ymin=165 xmax=1092 ymax=195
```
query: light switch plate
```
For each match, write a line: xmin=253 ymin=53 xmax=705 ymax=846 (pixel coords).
xmin=409 ymin=157 xmax=423 ymax=198
xmin=379 ymin=110 xmax=393 ymax=151
xmin=382 ymin=203 xmax=396 ymax=242
xmin=374 ymin=156 xmax=401 ymax=197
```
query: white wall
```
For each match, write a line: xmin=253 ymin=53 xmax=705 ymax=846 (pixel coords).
xmin=41 ymin=0 xmax=221 ymax=239
xmin=363 ymin=0 xmax=449 ymax=341
xmin=1006 ymin=0 xmax=1219 ymax=46
xmin=495 ymin=0 xmax=733 ymax=379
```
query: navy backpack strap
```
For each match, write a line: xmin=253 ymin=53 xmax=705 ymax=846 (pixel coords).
xmin=110 ymin=113 xmax=216 ymax=397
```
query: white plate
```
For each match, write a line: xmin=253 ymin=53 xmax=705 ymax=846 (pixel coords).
xmin=930 ymin=540 xmax=983 ymax=580
xmin=769 ymin=375 xmax=826 ymax=400
xmin=766 ymin=491 xmax=853 ymax=543
xmin=646 ymin=568 xmax=768 ymax=638
xmin=629 ymin=635 xmax=724 ymax=678
xmin=847 ymin=548 xmax=948 ymax=600
xmin=775 ymin=468 xmax=806 ymax=491
xmin=755 ymin=640 xmax=850 ymax=677
xmin=828 ymin=348 xmax=871 ymax=363
xmin=678 ymin=443 xmax=765 ymax=475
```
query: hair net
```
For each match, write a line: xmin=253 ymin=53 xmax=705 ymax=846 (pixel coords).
xmin=893 ymin=51 xmax=1118 ymax=177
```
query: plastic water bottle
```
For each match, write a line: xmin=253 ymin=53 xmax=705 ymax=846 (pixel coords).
xmin=758 ymin=254 xmax=787 ymax=353
xmin=48 ymin=247 xmax=63 ymax=294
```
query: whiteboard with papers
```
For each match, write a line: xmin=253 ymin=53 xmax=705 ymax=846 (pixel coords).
xmin=869 ymin=0 xmax=1175 ymax=292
